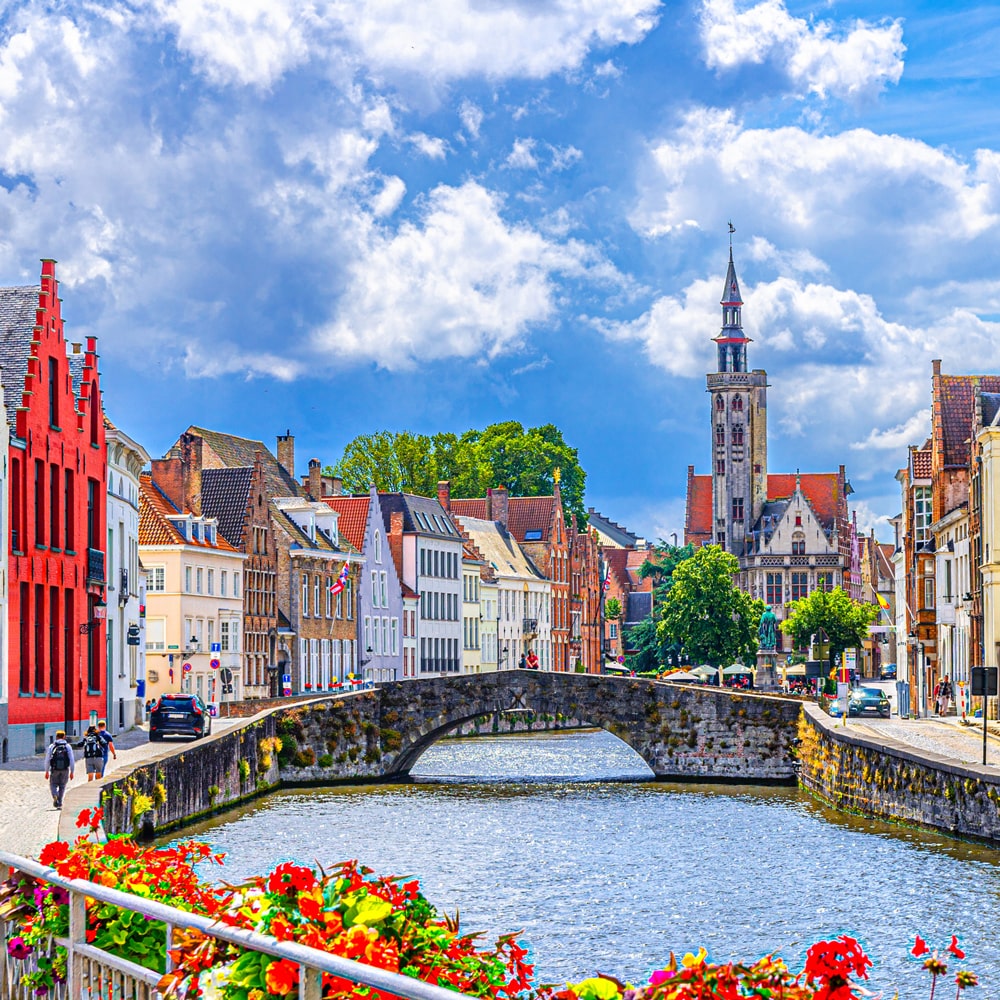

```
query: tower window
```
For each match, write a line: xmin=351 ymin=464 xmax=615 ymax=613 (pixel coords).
xmin=715 ymin=424 xmax=725 ymax=447
xmin=716 ymin=460 xmax=725 ymax=476
xmin=716 ymin=396 xmax=724 ymax=411
xmin=732 ymin=497 xmax=744 ymax=521
xmin=732 ymin=426 xmax=744 ymax=446
xmin=732 ymin=396 xmax=743 ymax=412
xmin=716 ymin=532 xmax=726 ymax=548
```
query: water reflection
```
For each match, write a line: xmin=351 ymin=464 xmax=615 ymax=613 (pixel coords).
xmin=178 ymin=730 xmax=1000 ymax=995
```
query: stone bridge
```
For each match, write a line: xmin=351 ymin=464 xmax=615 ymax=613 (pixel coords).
xmin=374 ymin=670 xmax=800 ymax=781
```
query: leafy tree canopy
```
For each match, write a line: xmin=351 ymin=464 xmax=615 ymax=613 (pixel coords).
xmin=637 ymin=542 xmax=695 ymax=603
xmin=624 ymin=542 xmax=694 ymax=671
xmin=328 ymin=422 xmax=587 ymax=523
xmin=604 ymin=597 xmax=622 ymax=620
xmin=779 ymin=587 xmax=879 ymax=666
xmin=657 ymin=545 xmax=764 ymax=668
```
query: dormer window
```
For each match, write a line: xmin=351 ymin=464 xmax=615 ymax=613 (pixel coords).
xmin=191 ymin=522 xmax=201 ymax=542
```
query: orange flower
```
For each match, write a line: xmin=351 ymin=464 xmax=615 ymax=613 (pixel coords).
xmin=298 ymin=887 xmax=324 ymax=922
xmin=264 ymin=959 xmax=299 ymax=996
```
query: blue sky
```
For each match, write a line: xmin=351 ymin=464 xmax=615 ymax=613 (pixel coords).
xmin=0 ymin=0 xmax=997 ymax=542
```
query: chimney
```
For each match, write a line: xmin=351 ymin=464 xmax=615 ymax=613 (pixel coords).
xmin=492 ymin=485 xmax=509 ymax=529
xmin=437 ymin=480 xmax=451 ymax=512
xmin=332 ymin=476 xmax=343 ymax=496
xmin=150 ymin=455 xmax=185 ymax=511
xmin=389 ymin=511 xmax=404 ymax=579
xmin=486 ymin=488 xmax=493 ymax=521
xmin=308 ymin=458 xmax=321 ymax=501
xmin=277 ymin=430 xmax=295 ymax=480
xmin=932 ymin=358 xmax=942 ymax=377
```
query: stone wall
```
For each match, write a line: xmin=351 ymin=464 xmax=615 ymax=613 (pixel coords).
xmin=798 ymin=703 xmax=1000 ymax=841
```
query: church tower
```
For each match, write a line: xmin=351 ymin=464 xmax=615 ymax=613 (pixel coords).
xmin=708 ymin=244 xmax=768 ymax=557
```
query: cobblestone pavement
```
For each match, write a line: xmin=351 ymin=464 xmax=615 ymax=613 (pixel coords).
xmin=838 ymin=714 xmax=1000 ymax=767
xmin=0 ymin=720 xmax=242 ymax=861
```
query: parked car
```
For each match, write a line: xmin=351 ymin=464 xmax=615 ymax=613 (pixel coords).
xmin=880 ymin=662 xmax=897 ymax=680
xmin=848 ymin=686 xmax=891 ymax=718
xmin=149 ymin=693 xmax=213 ymax=741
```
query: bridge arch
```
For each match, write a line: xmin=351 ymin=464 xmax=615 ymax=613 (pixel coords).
xmin=376 ymin=670 xmax=799 ymax=782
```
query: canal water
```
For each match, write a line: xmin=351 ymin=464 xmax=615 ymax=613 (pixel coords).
xmin=179 ymin=730 xmax=1000 ymax=996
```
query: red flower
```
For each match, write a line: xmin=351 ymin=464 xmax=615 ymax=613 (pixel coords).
xmin=264 ymin=959 xmax=298 ymax=996
xmin=912 ymin=934 xmax=930 ymax=957
xmin=947 ymin=935 xmax=965 ymax=959
xmin=38 ymin=841 xmax=70 ymax=866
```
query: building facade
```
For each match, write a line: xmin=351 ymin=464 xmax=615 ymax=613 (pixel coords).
xmin=105 ymin=419 xmax=149 ymax=733
xmin=1 ymin=262 xmax=108 ymax=756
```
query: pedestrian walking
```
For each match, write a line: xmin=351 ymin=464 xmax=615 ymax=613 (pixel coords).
xmin=96 ymin=719 xmax=117 ymax=778
xmin=79 ymin=725 xmax=104 ymax=781
xmin=939 ymin=675 xmax=953 ymax=717
xmin=933 ymin=679 xmax=942 ymax=716
xmin=44 ymin=731 xmax=75 ymax=809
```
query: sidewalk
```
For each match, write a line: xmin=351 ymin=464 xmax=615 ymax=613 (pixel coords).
xmin=0 ymin=720 xmax=242 ymax=861
xmin=840 ymin=712 xmax=1000 ymax=767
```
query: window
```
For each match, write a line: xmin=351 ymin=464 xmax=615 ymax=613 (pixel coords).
xmin=147 ymin=567 xmax=165 ymax=592
xmin=716 ymin=531 xmax=726 ymax=548
xmin=301 ymin=574 xmax=310 ymax=616
xmin=374 ymin=530 xmax=382 ymax=564
xmin=944 ymin=559 xmax=953 ymax=601
xmin=716 ymin=460 xmax=725 ymax=476
xmin=914 ymin=487 xmax=932 ymax=542
xmin=732 ymin=426 xmax=744 ymax=446
xmin=732 ymin=497 xmax=744 ymax=521
xmin=233 ymin=573 xmax=240 ymax=597
xmin=715 ymin=424 xmax=725 ymax=447
xmin=816 ymin=573 xmax=834 ymax=592
xmin=732 ymin=395 xmax=743 ymax=411
xmin=371 ymin=570 xmax=379 ymax=607
xmin=766 ymin=572 xmax=783 ymax=605
xmin=207 ymin=569 xmax=214 ymax=595
xmin=221 ymin=620 xmax=230 ymax=652
xmin=48 ymin=357 xmax=58 ymax=428
xmin=34 ymin=460 xmax=44 ymax=546
xmin=791 ymin=534 xmax=805 ymax=556
xmin=184 ymin=567 xmax=192 ymax=593
xmin=196 ymin=568 xmax=203 ymax=594
xmin=716 ymin=396 xmax=724 ymax=411
xmin=524 ymin=530 xmax=542 ymax=541
xmin=391 ymin=617 xmax=399 ymax=655
xmin=379 ymin=571 xmax=387 ymax=606
xmin=220 ymin=571 xmax=228 ymax=597
xmin=791 ymin=572 xmax=808 ymax=601
xmin=345 ymin=578 xmax=353 ymax=619
xmin=314 ymin=576 xmax=321 ymax=616
xmin=49 ymin=465 xmax=59 ymax=548
xmin=63 ymin=469 xmax=74 ymax=551
xmin=327 ymin=578 xmax=333 ymax=617
xmin=609 ymin=623 xmax=618 ymax=639
xmin=923 ymin=575 xmax=935 ymax=610
xmin=146 ymin=618 xmax=166 ymax=651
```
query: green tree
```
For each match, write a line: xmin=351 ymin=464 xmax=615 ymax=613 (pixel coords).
xmin=623 ymin=542 xmax=694 ymax=671
xmin=638 ymin=542 xmax=695 ymax=603
xmin=657 ymin=545 xmax=764 ymax=668
xmin=328 ymin=422 xmax=587 ymax=522
xmin=603 ymin=596 xmax=622 ymax=621
xmin=779 ymin=587 xmax=879 ymax=670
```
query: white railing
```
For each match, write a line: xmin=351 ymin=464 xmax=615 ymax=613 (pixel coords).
xmin=0 ymin=851 xmax=469 ymax=1000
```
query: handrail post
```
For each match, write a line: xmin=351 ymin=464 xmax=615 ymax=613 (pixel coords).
xmin=68 ymin=885 xmax=87 ymax=995
xmin=300 ymin=964 xmax=321 ymax=1000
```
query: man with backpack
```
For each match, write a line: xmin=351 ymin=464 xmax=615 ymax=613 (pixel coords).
xmin=44 ymin=731 xmax=75 ymax=809
xmin=96 ymin=720 xmax=117 ymax=779
xmin=79 ymin=725 xmax=104 ymax=781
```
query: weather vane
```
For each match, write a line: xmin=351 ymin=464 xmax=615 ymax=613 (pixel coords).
xmin=728 ymin=220 xmax=735 ymax=246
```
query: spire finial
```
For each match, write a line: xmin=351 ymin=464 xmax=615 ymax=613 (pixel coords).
xmin=728 ymin=220 xmax=735 ymax=256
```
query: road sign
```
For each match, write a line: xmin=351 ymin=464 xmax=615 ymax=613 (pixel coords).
xmin=211 ymin=642 xmax=221 ymax=653
xmin=210 ymin=658 xmax=221 ymax=670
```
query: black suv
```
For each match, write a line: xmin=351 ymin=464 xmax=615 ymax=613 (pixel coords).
xmin=149 ymin=693 xmax=212 ymax=741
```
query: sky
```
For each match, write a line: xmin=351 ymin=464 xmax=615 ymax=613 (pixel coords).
xmin=0 ymin=0 xmax=998 ymax=544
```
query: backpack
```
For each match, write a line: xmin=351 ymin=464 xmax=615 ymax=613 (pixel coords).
xmin=83 ymin=733 xmax=103 ymax=759
xmin=50 ymin=741 xmax=70 ymax=770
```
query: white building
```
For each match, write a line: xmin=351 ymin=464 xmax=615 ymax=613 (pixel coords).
xmin=462 ymin=545 xmax=484 ymax=673
xmin=105 ymin=419 xmax=149 ymax=733
xmin=933 ymin=506 xmax=971 ymax=710
xmin=480 ymin=576 xmax=499 ymax=672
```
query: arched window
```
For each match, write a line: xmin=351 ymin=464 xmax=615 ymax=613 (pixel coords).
xmin=792 ymin=532 xmax=806 ymax=556
xmin=374 ymin=530 xmax=382 ymax=564
xmin=732 ymin=395 xmax=744 ymax=412
xmin=715 ymin=396 xmax=724 ymax=411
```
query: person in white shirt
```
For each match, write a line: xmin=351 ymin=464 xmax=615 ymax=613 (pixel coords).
xmin=44 ymin=731 xmax=76 ymax=809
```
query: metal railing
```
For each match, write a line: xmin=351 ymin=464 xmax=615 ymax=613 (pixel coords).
xmin=0 ymin=850 xmax=469 ymax=1000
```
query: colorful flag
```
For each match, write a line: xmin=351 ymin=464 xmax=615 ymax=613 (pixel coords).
xmin=876 ymin=593 xmax=890 ymax=612
xmin=329 ymin=562 xmax=349 ymax=595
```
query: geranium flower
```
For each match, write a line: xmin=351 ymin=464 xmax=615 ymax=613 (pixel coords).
xmin=38 ymin=842 xmax=69 ymax=866
xmin=947 ymin=935 xmax=965 ymax=960
xmin=264 ymin=959 xmax=298 ymax=996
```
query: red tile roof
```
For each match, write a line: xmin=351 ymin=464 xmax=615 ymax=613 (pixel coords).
xmin=139 ymin=474 xmax=239 ymax=551
xmin=604 ymin=548 xmax=630 ymax=589
xmin=321 ymin=497 xmax=370 ymax=551
xmin=937 ymin=376 xmax=1000 ymax=469
xmin=685 ymin=471 xmax=845 ymax=538
xmin=450 ymin=495 xmax=556 ymax=543
xmin=912 ymin=445 xmax=932 ymax=479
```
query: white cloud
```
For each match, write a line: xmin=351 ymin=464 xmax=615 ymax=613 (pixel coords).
xmin=312 ymin=181 xmax=607 ymax=370
xmin=459 ymin=99 xmax=484 ymax=139
xmin=851 ymin=410 xmax=931 ymax=451
xmin=631 ymin=108 xmax=1000 ymax=296
xmin=506 ymin=138 xmax=539 ymax=170
xmin=699 ymin=0 xmax=904 ymax=100
xmin=408 ymin=132 xmax=448 ymax=160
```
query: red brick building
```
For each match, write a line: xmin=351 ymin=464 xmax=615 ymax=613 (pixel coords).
xmin=1 ymin=261 xmax=107 ymax=753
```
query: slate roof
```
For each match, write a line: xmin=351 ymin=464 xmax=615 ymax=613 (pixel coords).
xmin=270 ymin=498 xmax=357 ymax=555
xmin=586 ymin=508 xmax=639 ymax=548
xmin=685 ymin=471 xmax=844 ymax=540
xmin=0 ymin=285 xmax=37 ymax=432
xmin=200 ymin=467 xmax=254 ymax=549
xmin=982 ymin=392 xmax=1000 ymax=428
xmin=939 ymin=375 xmax=1000 ymax=468
xmin=451 ymin=514 xmax=542 ymax=579
xmin=625 ymin=591 xmax=653 ymax=625
xmin=379 ymin=493 xmax=460 ymax=539
xmin=450 ymin=495 xmax=556 ymax=543
xmin=139 ymin=474 xmax=238 ymax=551
xmin=186 ymin=426 xmax=299 ymax=498
xmin=721 ymin=249 xmax=742 ymax=305
xmin=321 ymin=497 xmax=370 ymax=551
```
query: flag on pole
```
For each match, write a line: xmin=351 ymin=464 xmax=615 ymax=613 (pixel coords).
xmin=329 ymin=562 xmax=349 ymax=595
xmin=875 ymin=592 xmax=891 ymax=622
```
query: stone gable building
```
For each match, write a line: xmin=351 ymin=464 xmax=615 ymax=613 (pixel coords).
xmin=684 ymin=247 xmax=855 ymax=651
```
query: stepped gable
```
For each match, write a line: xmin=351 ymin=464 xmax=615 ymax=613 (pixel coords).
xmin=0 ymin=285 xmax=39 ymax=432
xmin=200 ymin=466 xmax=254 ymax=548
xmin=587 ymin=507 xmax=639 ymax=548
xmin=139 ymin=474 xmax=238 ymax=551
xmin=321 ymin=496 xmax=370 ymax=551
xmin=937 ymin=374 xmax=1000 ymax=468
xmin=187 ymin=425 xmax=299 ymax=498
